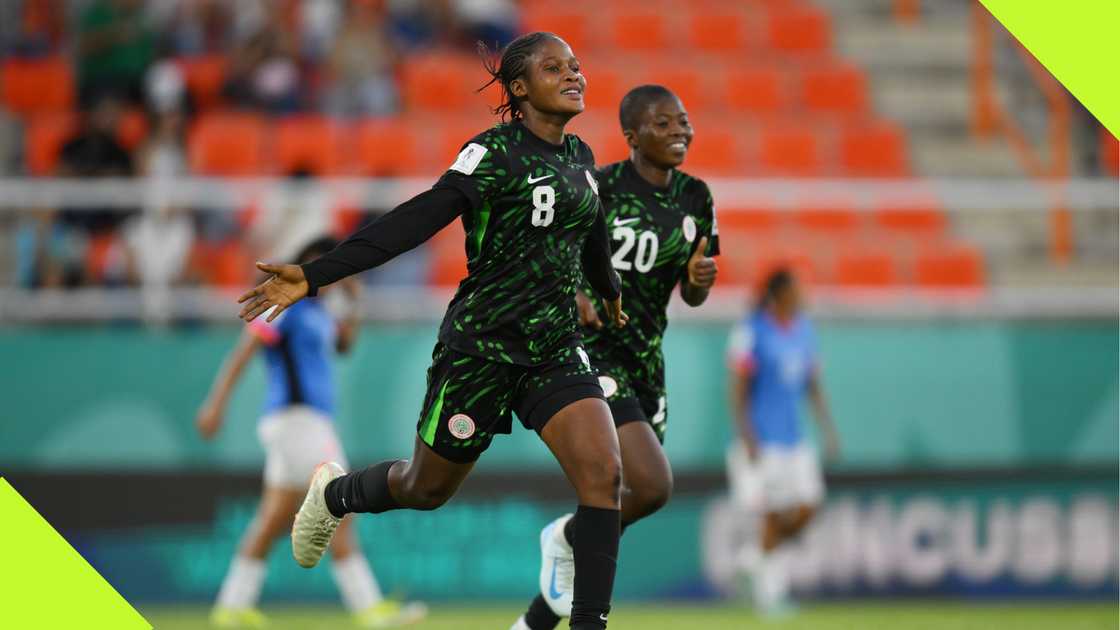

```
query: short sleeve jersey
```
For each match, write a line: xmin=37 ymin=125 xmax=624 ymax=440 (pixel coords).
xmin=726 ymin=312 xmax=817 ymax=446
xmin=434 ymin=121 xmax=603 ymax=366
xmin=582 ymin=160 xmax=719 ymax=385
xmin=248 ymin=299 xmax=338 ymax=417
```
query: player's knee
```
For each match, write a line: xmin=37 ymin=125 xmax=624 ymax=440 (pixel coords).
xmin=399 ymin=478 xmax=456 ymax=511
xmin=583 ymin=454 xmax=623 ymax=505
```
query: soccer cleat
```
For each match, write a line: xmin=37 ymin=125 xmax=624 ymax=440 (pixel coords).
xmin=509 ymin=615 xmax=532 ymax=630
xmin=538 ymin=513 xmax=575 ymax=617
xmin=354 ymin=600 xmax=428 ymax=628
xmin=210 ymin=606 xmax=268 ymax=628
xmin=292 ymin=461 xmax=345 ymax=568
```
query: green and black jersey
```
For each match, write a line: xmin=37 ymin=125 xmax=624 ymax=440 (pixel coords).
xmin=432 ymin=121 xmax=615 ymax=366
xmin=582 ymin=160 xmax=719 ymax=431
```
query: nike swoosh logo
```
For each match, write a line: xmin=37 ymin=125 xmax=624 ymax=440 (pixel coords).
xmin=548 ymin=563 xmax=564 ymax=600
xmin=613 ymin=217 xmax=640 ymax=227
xmin=600 ymin=613 xmax=609 ymax=621
xmin=527 ymin=173 xmax=554 ymax=184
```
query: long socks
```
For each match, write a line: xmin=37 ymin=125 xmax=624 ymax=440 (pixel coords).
xmin=330 ymin=554 xmax=383 ymax=613
xmin=568 ymin=505 xmax=620 ymax=629
xmin=324 ymin=460 xmax=402 ymax=517
xmin=215 ymin=556 xmax=266 ymax=610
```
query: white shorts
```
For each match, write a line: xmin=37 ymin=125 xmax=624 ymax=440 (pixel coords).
xmin=726 ymin=442 xmax=824 ymax=512
xmin=257 ymin=406 xmax=349 ymax=489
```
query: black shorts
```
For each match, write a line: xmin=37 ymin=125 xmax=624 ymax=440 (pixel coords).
xmin=593 ymin=358 xmax=668 ymax=444
xmin=415 ymin=343 xmax=604 ymax=463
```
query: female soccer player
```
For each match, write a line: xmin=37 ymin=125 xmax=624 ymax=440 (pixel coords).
xmin=513 ymin=85 xmax=719 ymax=630
xmin=725 ymin=268 xmax=840 ymax=615
xmin=197 ymin=237 xmax=425 ymax=628
xmin=237 ymin=33 xmax=628 ymax=630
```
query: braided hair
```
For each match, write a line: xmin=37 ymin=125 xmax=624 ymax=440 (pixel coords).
xmin=756 ymin=267 xmax=795 ymax=313
xmin=477 ymin=32 xmax=562 ymax=121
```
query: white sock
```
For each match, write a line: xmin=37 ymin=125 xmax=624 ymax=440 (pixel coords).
xmin=752 ymin=547 xmax=790 ymax=611
xmin=331 ymin=554 xmax=384 ymax=612
xmin=215 ymin=556 xmax=266 ymax=610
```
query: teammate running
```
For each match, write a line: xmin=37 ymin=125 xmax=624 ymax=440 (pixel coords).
xmin=725 ymin=268 xmax=840 ymax=615
xmin=237 ymin=33 xmax=628 ymax=630
xmin=197 ymin=237 xmax=426 ymax=628
xmin=513 ymin=85 xmax=719 ymax=630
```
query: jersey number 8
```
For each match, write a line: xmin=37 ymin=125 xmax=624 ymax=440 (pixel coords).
xmin=612 ymin=227 xmax=659 ymax=273
xmin=531 ymin=185 xmax=555 ymax=227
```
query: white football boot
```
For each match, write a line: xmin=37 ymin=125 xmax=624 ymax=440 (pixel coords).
xmin=509 ymin=615 xmax=532 ymax=630
xmin=292 ymin=461 xmax=345 ymax=568
xmin=538 ymin=513 xmax=575 ymax=617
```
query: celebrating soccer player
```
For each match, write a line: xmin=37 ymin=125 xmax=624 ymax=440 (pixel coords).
xmin=237 ymin=33 xmax=628 ymax=630
xmin=513 ymin=85 xmax=719 ymax=630
xmin=197 ymin=237 xmax=426 ymax=628
xmin=725 ymin=268 xmax=840 ymax=615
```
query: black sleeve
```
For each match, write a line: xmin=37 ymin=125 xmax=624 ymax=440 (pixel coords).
xmin=301 ymin=186 xmax=467 ymax=295
xmin=581 ymin=203 xmax=621 ymax=301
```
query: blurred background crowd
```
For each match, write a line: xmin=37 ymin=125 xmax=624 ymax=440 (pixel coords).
xmin=0 ymin=0 xmax=1114 ymax=309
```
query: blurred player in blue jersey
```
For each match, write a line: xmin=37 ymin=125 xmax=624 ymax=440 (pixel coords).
xmin=725 ymin=268 xmax=840 ymax=615
xmin=196 ymin=236 xmax=425 ymax=628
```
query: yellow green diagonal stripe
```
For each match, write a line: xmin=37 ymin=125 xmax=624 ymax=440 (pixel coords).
xmin=980 ymin=0 xmax=1120 ymax=138
xmin=0 ymin=478 xmax=150 ymax=629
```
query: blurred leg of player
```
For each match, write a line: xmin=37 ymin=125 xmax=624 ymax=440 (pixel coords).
xmin=726 ymin=443 xmax=823 ymax=616
xmin=517 ymin=417 xmax=670 ymax=630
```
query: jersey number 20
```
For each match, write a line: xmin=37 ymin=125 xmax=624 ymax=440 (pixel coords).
xmin=612 ymin=227 xmax=659 ymax=273
xmin=531 ymin=185 xmax=555 ymax=227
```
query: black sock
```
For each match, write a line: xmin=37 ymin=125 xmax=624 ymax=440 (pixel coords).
xmin=568 ymin=505 xmax=620 ymax=629
xmin=323 ymin=460 xmax=401 ymax=518
xmin=563 ymin=514 xmax=576 ymax=546
xmin=524 ymin=594 xmax=561 ymax=630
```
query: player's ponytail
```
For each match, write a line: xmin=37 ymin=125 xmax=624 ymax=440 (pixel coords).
xmin=756 ymin=268 xmax=794 ymax=313
xmin=477 ymin=32 xmax=559 ymax=121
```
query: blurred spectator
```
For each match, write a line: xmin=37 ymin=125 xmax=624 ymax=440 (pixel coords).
xmin=323 ymin=1 xmax=399 ymax=117
xmin=246 ymin=169 xmax=336 ymax=263
xmin=222 ymin=3 xmax=304 ymax=114
xmin=453 ymin=0 xmax=518 ymax=49
xmin=145 ymin=58 xmax=188 ymax=114
xmin=123 ymin=110 xmax=195 ymax=323
xmin=387 ymin=0 xmax=453 ymax=51
xmin=148 ymin=0 xmax=234 ymax=56
xmin=4 ymin=0 xmax=66 ymax=58
xmin=38 ymin=94 xmax=136 ymax=287
xmin=299 ymin=0 xmax=344 ymax=62
xmin=77 ymin=0 xmax=156 ymax=107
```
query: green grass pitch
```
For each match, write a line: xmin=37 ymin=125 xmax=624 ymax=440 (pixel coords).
xmin=141 ymin=602 xmax=1117 ymax=629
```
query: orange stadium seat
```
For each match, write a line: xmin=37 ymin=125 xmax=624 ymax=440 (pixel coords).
xmin=767 ymin=7 xmax=831 ymax=54
xmin=521 ymin=10 xmax=590 ymax=52
xmin=116 ymin=108 xmax=149 ymax=151
xmin=427 ymin=222 xmax=468 ymax=287
xmin=801 ymin=64 xmax=868 ymax=115
xmin=833 ymin=250 xmax=900 ymax=287
xmin=178 ymin=56 xmax=227 ymax=109
xmin=579 ymin=125 xmax=630 ymax=165
xmin=871 ymin=201 xmax=947 ymax=238
xmin=758 ymin=126 xmax=821 ymax=175
xmin=792 ymin=204 xmax=862 ymax=235
xmin=1101 ymin=127 xmax=1119 ymax=176
xmin=688 ymin=13 xmax=748 ymax=51
xmin=437 ymin=119 xmax=489 ymax=172
xmin=188 ymin=112 xmax=265 ymax=175
xmin=1 ymin=56 xmax=74 ymax=116
xmin=273 ymin=116 xmax=346 ymax=175
xmin=915 ymin=245 xmax=985 ymax=288
xmin=752 ymin=247 xmax=818 ymax=286
xmin=724 ymin=67 xmax=784 ymax=113
xmin=354 ymin=118 xmax=421 ymax=175
xmin=25 ymin=113 xmax=77 ymax=175
xmin=840 ymin=123 xmax=909 ymax=176
xmin=653 ymin=67 xmax=708 ymax=111
xmin=610 ymin=13 xmax=667 ymax=51
xmin=685 ymin=129 xmax=741 ymax=174
xmin=581 ymin=67 xmax=625 ymax=111
xmin=400 ymin=55 xmax=475 ymax=112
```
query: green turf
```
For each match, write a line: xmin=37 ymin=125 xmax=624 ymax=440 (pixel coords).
xmin=140 ymin=602 xmax=1118 ymax=630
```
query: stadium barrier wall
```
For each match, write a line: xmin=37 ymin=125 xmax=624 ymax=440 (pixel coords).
xmin=1 ymin=321 xmax=1115 ymax=471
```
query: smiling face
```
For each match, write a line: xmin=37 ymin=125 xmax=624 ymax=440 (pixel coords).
xmin=509 ymin=36 xmax=586 ymax=118
xmin=626 ymin=95 xmax=693 ymax=169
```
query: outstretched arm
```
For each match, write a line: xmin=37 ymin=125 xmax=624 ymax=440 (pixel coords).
xmin=239 ymin=187 xmax=468 ymax=322
xmin=196 ymin=331 xmax=262 ymax=439
xmin=581 ymin=205 xmax=628 ymax=327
